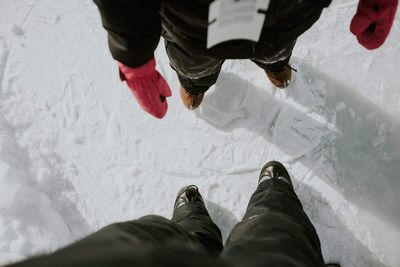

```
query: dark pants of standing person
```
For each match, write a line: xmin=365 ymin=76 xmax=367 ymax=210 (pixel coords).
xmin=6 ymin=177 xmax=325 ymax=267
xmin=165 ymin=40 xmax=296 ymax=95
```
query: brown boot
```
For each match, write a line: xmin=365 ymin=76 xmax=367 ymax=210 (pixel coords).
xmin=265 ymin=65 xmax=294 ymax=89
xmin=179 ymin=85 xmax=204 ymax=110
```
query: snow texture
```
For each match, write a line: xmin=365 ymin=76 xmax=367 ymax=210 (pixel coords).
xmin=0 ymin=0 xmax=399 ymax=266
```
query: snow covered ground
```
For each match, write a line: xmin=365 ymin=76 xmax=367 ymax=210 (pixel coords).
xmin=0 ymin=0 xmax=399 ymax=266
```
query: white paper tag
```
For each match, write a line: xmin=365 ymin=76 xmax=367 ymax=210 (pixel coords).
xmin=207 ymin=0 xmax=271 ymax=49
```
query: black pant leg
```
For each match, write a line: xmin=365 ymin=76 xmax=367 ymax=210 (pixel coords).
xmin=62 ymin=215 xmax=207 ymax=251
xmin=252 ymin=40 xmax=296 ymax=72
xmin=172 ymin=200 xmax=223 ymax=256
xmin=222 ymin=179 xmax=325 ymax=267
xmin=165 ymin=40 xmax=224 ymax=94
xmin=7 ymin=215 xmax=221 ymax=267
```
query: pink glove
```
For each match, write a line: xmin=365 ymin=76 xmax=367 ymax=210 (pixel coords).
xmin=350 ymin=0 xmax=398 ymax=50
xmin=119 ymin=58 xmax=172 ymax=119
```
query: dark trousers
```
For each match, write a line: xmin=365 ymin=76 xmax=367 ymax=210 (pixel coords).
xmin=7 ymin=179 xmax=324 ymax=267
xmin=166 ymin=40 xmax=296 ymax=95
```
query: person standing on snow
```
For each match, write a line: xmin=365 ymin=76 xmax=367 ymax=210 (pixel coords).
xmin=93 ymin=0 xmax=397 ymax=119
xmin=93 ymin=0 xmax=332 ymax=118
xmin=5 ymin=161 xmax=340 ymax=267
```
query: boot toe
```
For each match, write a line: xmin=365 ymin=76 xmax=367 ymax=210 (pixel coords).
xmin=259 ymin=161 xmax=293 ymax=188
xmin=179 ymin=86 xmax=204 ymax=110
xmin=174 ymin=185 xmax=202 ymax=209
xmin=266 ymin=65 xmax=292 ymax=89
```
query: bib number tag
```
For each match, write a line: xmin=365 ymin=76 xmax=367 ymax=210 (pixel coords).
xmin=207 ymin=0 xmax=271 ymax=49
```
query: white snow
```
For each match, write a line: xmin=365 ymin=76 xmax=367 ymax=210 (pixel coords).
xmin=1 ymin=0 xmax=400 ymax=266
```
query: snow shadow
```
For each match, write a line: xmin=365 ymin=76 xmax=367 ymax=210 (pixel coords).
xmin=206 ymin=200 xmax=239 ymax=243
xmin=298 ymin=180 xmax=387 ymax=267
xmin=299 ymin=64 xmax=400 ymax=233
xmin=197 ymin=69 xmax=400 ymax=230
xmin=196 ymin=70 xmax=400 ymax=264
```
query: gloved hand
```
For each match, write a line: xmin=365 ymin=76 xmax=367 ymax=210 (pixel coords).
xmin=119 ymin=58 xmax=172 ymax=119
xmin=350 ymin=0 xmax=398 ymax=50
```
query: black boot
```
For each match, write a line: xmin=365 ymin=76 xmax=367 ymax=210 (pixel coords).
xmin=173 ymin=185 xmax=205 ymax=211
xmin=172 ymin=185 xmax=210 ymax=223
xmin=259 ymin=161 xmax=293 ymax=189
xmin=171 ymin=185 xmax=223 ymax=255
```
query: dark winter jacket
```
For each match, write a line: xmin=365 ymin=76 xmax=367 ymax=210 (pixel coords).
xmin=94 ymin=0 xmax=331 ymax=68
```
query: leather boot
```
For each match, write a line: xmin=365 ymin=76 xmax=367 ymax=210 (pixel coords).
xmin=180 ymin=85 xmax=204 ymax=110
xmin=266 ymin=65 xmax=293 ymax=89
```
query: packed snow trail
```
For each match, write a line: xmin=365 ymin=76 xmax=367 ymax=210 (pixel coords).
xmin=0 ymin=0 xmax=399 ymax=266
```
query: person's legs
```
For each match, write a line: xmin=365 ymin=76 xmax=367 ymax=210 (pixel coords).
xmin=7 ymin=186 xmax=223 ymax=267
xmin=60 ymin=186 xmax=222 ymax=257
xmin=222 ymin=161 xmax=325 ymax=267
xmin=58 ymin=215 xmax=205 ymax=252
xmin=252 ymin=40 xmax=296 ymax=89
xmin=165 ymin=40 xmax=224 ymax=109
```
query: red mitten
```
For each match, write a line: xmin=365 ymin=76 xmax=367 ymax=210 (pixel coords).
xmin=119 ymin=58 xmax=172 ymax=119
xmin=350 ymin=0 xmax=398 ymax=50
